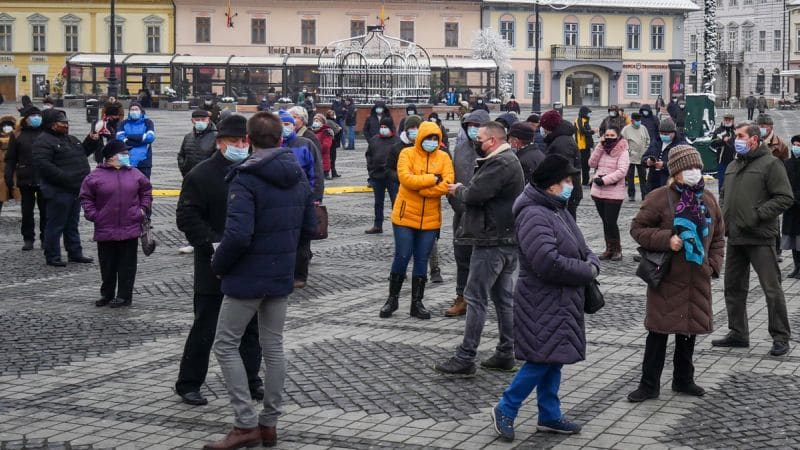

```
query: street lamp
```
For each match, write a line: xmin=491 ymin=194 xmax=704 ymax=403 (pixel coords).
xmin=107 ymin=0 xmax=118 ymax=97
xmin=530 ymin=1 xmax=572 ymax=114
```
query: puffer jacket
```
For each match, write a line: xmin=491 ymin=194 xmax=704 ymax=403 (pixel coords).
xmin=0 ymin=115 xmax=17 ymax=201
xmin=366 ymin=132 xmax=399 ymax=180
xmin=639 ymin=104 xmax=660 ymax=144
xmin=32 ymin=130 xmax=94 ymax=194
xmin=79 ymin=164 xmax=152 ymax=242
xmin=513 ymin=184 xmax=599 ymax=364
xmin=177 ymin=123 xmax=218 ymax=176
xmin=116 ymin=112 xmax=155 ymax=168
xmin=5 ymin=120 xmax=43 ymax=188
xmin=391 ymin=122 xmax=455 ymax=230
xmin=387 ymin=132 xmax=412 ymax=183
xmin=589 ymin=139 xmax=630 ymax=201
xmin=631 ymin=184 xmax=725 ymax=335
xmin=453 ymin=144 xmax=524 ymax=246
xmin=283 ymin=132 xmax=316 ymax=193
xmin=313 ymin=124 xmax=333 ymax=172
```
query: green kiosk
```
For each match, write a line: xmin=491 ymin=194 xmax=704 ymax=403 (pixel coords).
xmin=684 ymin=93 xmax=717 ymax=173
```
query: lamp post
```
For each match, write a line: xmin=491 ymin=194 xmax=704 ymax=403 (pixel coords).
xmin=531 ymin=0 xmax=541 ymax=113
xmin=107 ymin=0 xmax=118 ymax=97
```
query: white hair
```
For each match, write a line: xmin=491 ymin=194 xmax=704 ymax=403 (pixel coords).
xmin=288 ymin=106 xmax=308 ymax=125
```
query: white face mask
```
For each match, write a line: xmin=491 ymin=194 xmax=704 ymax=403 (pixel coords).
xmin=681 ymin=168 xmax=703 ymax=187
xmin=2 ymin=125 xmax=12 ymax=134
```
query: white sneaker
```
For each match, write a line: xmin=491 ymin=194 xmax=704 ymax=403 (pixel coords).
xmin=178 ymin=245 xmax=194 ymax=254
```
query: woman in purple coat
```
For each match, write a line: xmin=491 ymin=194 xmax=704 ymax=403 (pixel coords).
xmin=490 ymin=154 xmax=600 ymax=442
xmin=80 ymin=140 xmax=152 ymax=308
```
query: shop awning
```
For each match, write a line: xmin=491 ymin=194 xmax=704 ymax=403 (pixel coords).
xmin=229 ymin=56 xmax=286 ymax=66
xmin=123 ymin=54 xmax=176 ymax=65
xmin=67 ymin=53 xmax=130 ymax=65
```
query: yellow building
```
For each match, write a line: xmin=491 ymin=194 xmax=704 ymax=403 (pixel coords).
xmin=0 ymin=0 xmax=173 ymax=101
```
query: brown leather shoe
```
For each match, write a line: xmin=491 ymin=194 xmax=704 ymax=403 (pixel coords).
xmin=598 ymin=239 xmax=612 ymax=261
xmin=444 ymin=295 xmax=467 ymax=317
xmin=259 ymin=424 xmax=277 ymax=447
xmin=203 ymin=427 xmax=260 ymax=450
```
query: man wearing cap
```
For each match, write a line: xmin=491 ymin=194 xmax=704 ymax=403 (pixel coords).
xmin=116 ymin=102 xmax=156 ymax=179
xmin=710 ymin=113 xmax=737 ymax=193
xmin=713 ymin=122 xmax=793 ymax=357
xmin=540 ymin=109 xmax=583 ymax=218
xmin=525 ymin=114 xmax=546 ymax=150
xmin=32 ymin=109 xmax=97 ymax=267
xmin=621 ymin=112 xmax=651 ymax=201
xmin=641 ymin=118 xmax=688 ymax=193
xmin=757 ymin=113 xmax=789 ymax=161
xmin=178 ymin=110 xmax=218 ymax=177
xmin=175 ymin=114 xmax=264 ymax=407
xmin=508 ymin=122 xmax=544 ymax=184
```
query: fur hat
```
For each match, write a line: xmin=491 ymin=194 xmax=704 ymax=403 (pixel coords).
xmin=532 ymin=154 xmax=580 ymax=189
xmin=539 ymin=110 xmax=562 ymax=132
xmin=667 ymin=145 xmax=704 ymax=175
xmin=658 ymin=118 xmax=676 ymax=133
xmin=216 ymin=114 xmax=248 ymax=138
xmin=507 ymin=122 xmax=536 ymax=142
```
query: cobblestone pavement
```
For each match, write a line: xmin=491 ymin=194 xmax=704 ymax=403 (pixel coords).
xmin=1 ymin=104 xmax=800 ymax=449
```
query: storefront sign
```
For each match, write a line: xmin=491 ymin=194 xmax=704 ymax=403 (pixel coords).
xmin=267 ymin=46 xmax=324 ymax=56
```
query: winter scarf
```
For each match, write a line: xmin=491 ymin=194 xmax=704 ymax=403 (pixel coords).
xmin=673 ymin=180 xmax=710 ymax=265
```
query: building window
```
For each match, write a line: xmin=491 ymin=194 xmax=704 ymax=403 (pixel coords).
xmin=771 ymin=73 xmax=781 ymax=94
xmin=797 ymin=29 xmax=800 ymax=54
xmin=627 ymin=24 xmax=641 ymax=50
xmin=651 ymin=24 xmax=664 ymax=50
xmin=756 ymin=70 xmax=765 ymax=93
xmin=400 ymin=20 xmax=414 ymax=43
xmin=445 ymin=22 xmax=458 ymax=48
xmin=731 ymin=0 xmax=738 ymax=4
xmin=689 ymin=34 xmax=697 ymax=54
xmin=649 ymin=74 xmax=664 ymax=96
xmin=527 ymin=19 xmax=541 ymax=49
xmin=728 ymin=30 xmax=737 ymax=52
xmin=146 ymin=25 xmax=161 ymax=53
xmin=526 ymin=72 xmax=541 ymax=95
xmin=0 ymin=24 xmax=12 ymax=52
xmin=626 ymin=74 xmax=640 ymax=96
xmin=591 ymin=23 xmax=605 ymax=47
xmin=744 ymin=29 xmax=752 ymax=51
xmin=252 ymin=19 xmax=266 ymax=44
xmin=759 ymin=30 xmax=766 ymax=52
xmin=504 ymin=72 xmax=516 ymax=97
xmin=32 ymin=24 xmax=46 ymax=52
xmin=774 ymin=30 xmax=782 ymax=51
xmin=564 ymin=22 xmax=578 ymax=46
xmin=196 ymin=17 xmax=210 ymax=43
xmin=350 ymin=20 xmax=365 ymax=38
xmin=115 ymin=24 xmax=123 ymax=52
xmin=500 ymin=18 xmax=514 ymax=46
xmin=301 ymin=19 xmax=316 ymax=45
xmin=64 ymin=24 xmax=78 ymax=52
xmin=744 ymin=0 xmax=753 ymax=4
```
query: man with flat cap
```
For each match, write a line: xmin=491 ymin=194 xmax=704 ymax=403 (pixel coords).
xmin=175 ymin=114 xmax=264 ymax=406
xmin=32 ymin=108 xmax=97 ymax=267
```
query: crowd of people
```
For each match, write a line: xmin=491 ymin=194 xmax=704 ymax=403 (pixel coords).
xmin=1 ymin=93 xmax=799 ymax=448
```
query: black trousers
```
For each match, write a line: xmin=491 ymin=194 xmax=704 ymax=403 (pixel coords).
xmin=19 ymin=186 xmax=47 ymax=242
xmin=580 ymin=150 xmax=591 ymax=185
xmin=639 ymin=331 xmax=696 ymax=392
xmin=176 ymin=292 xmax=262 ymax=395
xmin=330 ymin=146 xmax=338 ymax=175
xmin=294 ymin=237 xmax=312 ymax=282
xmin=626 ymin=164 xmax=649 ymax=200
xmin=593 ymin=198 xmax=622 ymax=240
xmin=747 ymin=108 xmax=755 ymax=120
xmin=97 ymin=239 xmax=139 ymax=301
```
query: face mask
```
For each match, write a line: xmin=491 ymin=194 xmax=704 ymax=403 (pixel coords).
xmin=28 ymin=115 xmax=42 ymax=128
xmin=204 ymin=101 xmax=212 ymax=106
xmin=467 ymin=126 xmax=479 ymax=140
xmin=587 ymin=113 xmax=592 ymax=118
xmin=2 ymin=125 xmax=12 ymax=134
xmin=559 ymin=182 xmax=574 ymax=200
xmin=194 ymin=121 xmax=208 ymax=132
xmin=282 ymin=125 xmax=294 ymax=138
xmin=421 ymin=139 xmax=438 ymax=152
xmin=223 ymin=145 xmax=249 ymax=163
xmin=633 ymin=121 xmax=641 ymax=128
xmin=379 ymin=127 xmax=391 ymax=137
xmin=609 ymin=111 xmax=617 ymax=117
xmin=42 ymin=104 xmax=53 ymax=110
xmin=724 ymin=122 xmax=733 ymax=127
xmin=540 ymin=127 xmax=547 ymax=137
xmin=681 ymin=168 xmax=703 ymax=187
xmin=477 ymin=100 xmax=483 ymax=104
xmin=679 ymin=104 xmax=686 ymax=109
xmin=429 ymin=118 xmax=437 ymax=123
xmin=407 ymin=110 xmax=415 ymax=116
xmin=407 ymin=129 xmax=418 ymax=141
xmin=603 ymin=138 xmax=618 ymax=150
xmin=660 ymin=134 xmax=672 ymax=145
xmin=129 ymin=110 xmax=142 ymax=120
xmin=117 ymin=154 xmax=131 ymax=167
xmin=311 ymin=121 xmax=322 ymax=130
xmin=759 ymin=127 xmax=768 ymax=138
xmin=793 ymin=145 xmax=800 ymax=158
xmin=642 ymin=111 xmax=650 ymax=117
xmin=735 ymin=139 xmax=750 ymax=155
xmin=375 ymin=107 xmax=384 ymax=114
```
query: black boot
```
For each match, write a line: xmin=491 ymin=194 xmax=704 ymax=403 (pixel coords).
xmin=790 ymin=250 xmax=800 ymax=278
xmin=379 ymin=273 xmax=404 ymax=318
xmin=410 ymin=276 xmax=431 ymax=320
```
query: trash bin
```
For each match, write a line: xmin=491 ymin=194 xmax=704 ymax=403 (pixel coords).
xmin=85 ymin=98 xmax=99 ymax=123
xmin=552 ymin=101 xmax=563 ymax=117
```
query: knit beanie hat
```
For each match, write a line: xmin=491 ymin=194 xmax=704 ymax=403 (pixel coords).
xmin=101 ymin=139 xmax=131 ymax=159
xmin=659 ymin=118 xmax=677 ymax=133
xmin=539 ymin=110 xmax=562 ymax=132
xmin=403 ymin=114 xmax=422 ymax=130
xmin=667 ymin=145 xmax=703 ymax=175
xmin=380 ymin=116 xmax=395 ymax=130
xmin=278 ymin=109 xmax=295 ymax=125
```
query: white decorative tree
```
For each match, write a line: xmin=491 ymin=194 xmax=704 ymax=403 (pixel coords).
xmin=702 ymin=0 xmax=717 ymax=94
xmin=471 ymin=28 xmax=513 ymax=100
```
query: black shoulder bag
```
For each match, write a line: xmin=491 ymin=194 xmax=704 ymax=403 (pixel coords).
xmin=635 ymin=191 xmax=674 ymax=288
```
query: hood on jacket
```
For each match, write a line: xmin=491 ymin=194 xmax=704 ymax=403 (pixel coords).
xmin=496 ymin=112 xmax=518 ymax=129
xmin=232 ymin=147 xmax=304 ymax=188
xmin=544 ymin=120 xmax=577 ymax=142
xmin=578 ymin=106 xmax=592 ymax=119
xmin=513 ymin=184 xmax=564 ymax=217
xmin=639 ymin=104 xmax=654 ymax=116
xmin=0 ymin=115 xmax=17 ymax=132
xmin=461 ymin=109 xmax=491 ymax=132
xmin=370 ymin=101 xmax=387 ymax=116
xmin=414 ymin=121 xmax=443 ymax=150
xmin=405 ymin=103 xmax=418 ymax=115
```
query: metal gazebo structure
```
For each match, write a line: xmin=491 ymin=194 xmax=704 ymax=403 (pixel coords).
xmin=317 ymin=26 xmax=431 ymax=105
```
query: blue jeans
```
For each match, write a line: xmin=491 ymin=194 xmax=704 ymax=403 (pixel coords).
xmin=390 ymin=225 xmax=437 ymax=277
xmin=717 ymin=162 xmax=728 ymax=194
xmin=497 ymin=362 xmax=563 ymax=422
xmin=344 ymin=125 xmax=355 ymax=149
xmin=370 ymin=178 xmax=398 ymax=228
xmin=42 ymin=186 xmax=83 ymax=262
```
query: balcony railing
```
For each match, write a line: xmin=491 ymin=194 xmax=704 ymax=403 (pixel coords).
xmin=717 ymin=50 xmax=744 ymax=64
xmin=550 ymin=45 xmax=623 ymax=61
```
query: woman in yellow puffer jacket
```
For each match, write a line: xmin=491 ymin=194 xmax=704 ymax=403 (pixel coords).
xmin=379 ymin=121 xmax=454 ymax=320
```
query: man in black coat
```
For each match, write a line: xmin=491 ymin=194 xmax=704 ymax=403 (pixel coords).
xmin=508 ymin=122 xmax=544 ymax=184
xmin=365 ymin=116 xmax=399 ymax=234
xmin=175 ymin=114 xmax=263 ymax=406
xmin=32 ymin=109 xmax=95 ymax=266
xmin=710 ymin=112 xmax=737 ymax=193
xmin=177 ymin=110 xmax=218 ymax=177
xmin=540 ymin=109 xmax=583 ymax=218
xmin=641 ymin=118 xmax=687 ymax=192
xmin=363 ymin=100 xmax=388 ymax=142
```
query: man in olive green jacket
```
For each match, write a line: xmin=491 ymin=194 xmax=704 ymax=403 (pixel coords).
xmin=713 ymin=123 xmax=794 ymax=356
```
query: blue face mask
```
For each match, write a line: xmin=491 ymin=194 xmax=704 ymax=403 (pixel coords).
xmin=467 ymin=126 xmax=479 ymax=140
xmin=28 ymin=115 xmax=42 ymax=128
xmin=660 ymin=134 xmax=672 ymax=145
xmin=735 ymin=139 xmax=750 ymax=155
xmin=117 ymin=154 xmax=131 ymax=167
xmin=540 ymin=127 xmax=547 ymax=137
xmin=559 ymin=183 xmax=574 ymax=200
xmin=129 ymin=110 xmax=142 ymax=120
xmin=194 ymin=121 xmax=208 ymax=132
xmin=407 ymin=129 xmax=418 ymax=141
xmin=311 ymin=121 xmax=322 ymax=131
xmin=633 ymin=121 xmax=641 ymax=128
xmin=223 ymin=145 xmax=249 ymax=163
xmin=421 ymin=139 xmax=439 ymax=152
xmin=282 ymin=125 xmax=294 ymax=138
xmin=759 ymin=127 xmax=768 ymax=138
xmin=379 ymin=127 xmax=391 ymax=137
xmin=792 ymin=145 xmax=800 ymax=158
xmin=587 ymin=113 xmax=592 ymax=118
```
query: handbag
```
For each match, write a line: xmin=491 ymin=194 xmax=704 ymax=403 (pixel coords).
xmin=311 ymin=204 xmax=328 ymax=240
xmin=554 ymin=213 xmax=605 ymax=314
xmin=635 ymin=191 xmax=674 ymax=288
xmin=140 ymin=217 xmax=157 ymax=256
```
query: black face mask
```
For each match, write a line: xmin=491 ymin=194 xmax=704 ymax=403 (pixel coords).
xmin=602 ymin=138 xmax=618 ymax=150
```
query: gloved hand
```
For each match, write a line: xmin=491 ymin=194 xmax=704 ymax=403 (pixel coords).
xmin=593 ymin=176 xmax=605 ymax=186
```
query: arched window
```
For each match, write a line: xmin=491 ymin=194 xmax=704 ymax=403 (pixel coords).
xmin=756 ymin=68 xmax=766 ymax=94
xmin=526 ymin=15 xmax=542 ymax=50
xmin=626 ymin=17 xmax=641 ymax=50
xmin=499 ymin=14 xmax=515 ymax=47
xmin=771 ymin=68 xmax=781 ymax=94
xmin=590 ymin=16 xmax=605 ymax=48
xmin=563 ymin=15 xmax=578 ymax=46
xmin=650 ymin=18 xmax=665 ymax=51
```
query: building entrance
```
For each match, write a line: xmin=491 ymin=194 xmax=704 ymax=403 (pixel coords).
xmin=566 ymin=71 xmax=601 ymax=106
